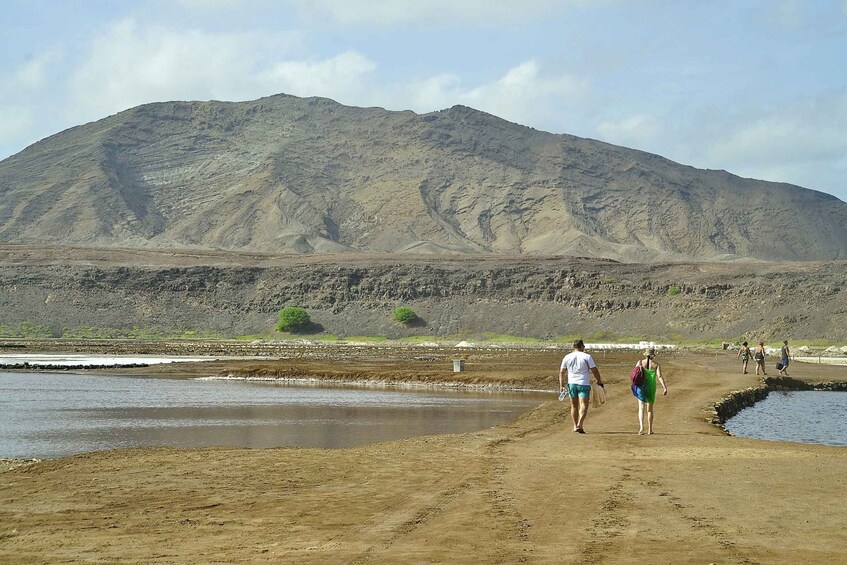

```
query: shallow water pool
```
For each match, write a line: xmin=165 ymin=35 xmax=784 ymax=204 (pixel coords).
xmin=0 ymin=372 xmax=546 ymax=459
xmin=723 ymin=391 xmax=847 ymax=447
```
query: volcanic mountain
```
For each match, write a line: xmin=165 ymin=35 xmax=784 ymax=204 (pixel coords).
xmin=0 ymin=93 xmax=844 ymax=262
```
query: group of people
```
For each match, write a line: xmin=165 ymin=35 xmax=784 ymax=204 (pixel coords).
xmin=558 ymin=338 xmax=793 ymax=434
xmin=558 ymin=339 xmax=668 ymax=435
xmin=736 ymin=340 xmax=790 ymax=376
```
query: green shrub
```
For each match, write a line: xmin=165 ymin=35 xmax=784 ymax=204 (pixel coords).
xmin=276 ymin=307 xmax=311 ymax=333
xmin=392 ymin=306 xmax=419 ymax=324
xmin=667 ymin=285 xmax=681 ymax=297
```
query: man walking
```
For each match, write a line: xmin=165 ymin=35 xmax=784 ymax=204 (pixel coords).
xmin=559 ymin=339 xmax=604 ymax=434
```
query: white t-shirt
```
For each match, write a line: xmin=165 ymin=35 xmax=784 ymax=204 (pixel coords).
xmin=560 ymin=350 xmax=596 ymax=386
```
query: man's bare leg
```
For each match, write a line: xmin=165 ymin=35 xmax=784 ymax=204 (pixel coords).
xmin=576 ymin=397 xmax=590 ymax=431
xmin=570 ymin=396 xmax=580 ymax=431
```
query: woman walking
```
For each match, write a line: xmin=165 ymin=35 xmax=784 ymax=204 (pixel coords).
xmin=753 ymin=342 xmax=767 ymax=376
xmin=779 ymin=340 xmax=790 ymax=376
xmin=737 ymin=341 xmax=753 ymax=374
xmin=632 ymin=348 xmax=668 ymax=435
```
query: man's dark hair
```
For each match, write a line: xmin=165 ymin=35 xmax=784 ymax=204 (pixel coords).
xmin=573 ymin=339 xmax=585 ymax=351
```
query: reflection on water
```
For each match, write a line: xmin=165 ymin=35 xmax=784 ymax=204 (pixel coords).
xmin=724 ymin=391 xmax=847 ymax=447
xmin=0 ymin=372 xmax=545 ymax=459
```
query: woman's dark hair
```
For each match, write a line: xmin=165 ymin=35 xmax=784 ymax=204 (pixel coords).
xmin=742 ymin=341 xmax=748 ymax=346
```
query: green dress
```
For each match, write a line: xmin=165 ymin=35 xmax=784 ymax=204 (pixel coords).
xmin=632 ymin=365 xmax=658 ymax=403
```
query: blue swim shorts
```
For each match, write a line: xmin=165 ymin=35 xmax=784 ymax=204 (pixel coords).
xmin=567 ymin=384 xmax=591 ymax=398
xmin=781 ymin=358 xmax=789 ymax=367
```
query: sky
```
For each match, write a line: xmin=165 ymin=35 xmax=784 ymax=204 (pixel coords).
xmin=2 ymin=0 xmax=846 ymax=202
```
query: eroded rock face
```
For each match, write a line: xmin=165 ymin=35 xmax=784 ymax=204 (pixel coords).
xmin=0 ymin=95 xmax=845 ymax=262
xmin=0 ymin=250 xmax=844 ymax=340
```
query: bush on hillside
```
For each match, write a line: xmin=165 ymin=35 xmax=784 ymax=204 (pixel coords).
xmin=392 ymin=306 xmax=419 ymax=325
xmin=276 ymin=307 xmax=311 ymax=333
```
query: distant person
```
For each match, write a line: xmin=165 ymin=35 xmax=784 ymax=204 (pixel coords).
xmin=779 ymin=340 xmax=790 ymax=376
xmin=631 ymin=348 xmax=668 ymax=435
xmin=737 ymin=341 xmax=753 ymax=374
xmin=753 ymin=342 xmax=767 ymax=376
xmin=559 ymin=339 xmax=604 ymax=434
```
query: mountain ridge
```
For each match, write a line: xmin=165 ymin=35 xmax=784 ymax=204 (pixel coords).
xmin=1 ymin=93 xmax=844 ymax=262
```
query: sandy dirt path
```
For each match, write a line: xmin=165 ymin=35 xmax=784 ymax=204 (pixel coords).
xmin=1 ymin=350 xmax=845 ymax=563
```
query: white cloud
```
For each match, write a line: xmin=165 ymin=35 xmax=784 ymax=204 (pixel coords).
xmin=0 ymin=106 xmax=33 ymax=143
xmin=258 ymin=51 xmax=377 ymax=101
xmin=708 ymin=117 xmax=847 ymax=168
xmin=67 ymin=25 xmax=590 ymax=136
xmin=597 ymin=114 xmax=663 ymax=147
xmin=388 ymin=60 xmax=589 ymax=129
xmin=0 ymin=51 xmax=60 ymax=97
xmin=403 ymin=74 xmax=461 ymax=109
xmin=67 ymin=19 xmax=298 ymax=122
xmin=690 ymin=92 xmax=847 ymax=197
xmin=774 ymin=0 xmax=806 ymax=27
xmin=14 ymin=52 xmax=58 ymax=90
xmin=66 ymin=19 xmax=381 ymax=123
xmin=176 ymin=0 xmax=246 ymax=10
xmin=323 ymin=59 xmax=592 ymax=132
xmin=458 ymin=61 xmax=589 ymax=127
xmin=171 ymin=0 xmax=615 ymax=25
xmin=285 ymin=0 xmax=565 ymax=25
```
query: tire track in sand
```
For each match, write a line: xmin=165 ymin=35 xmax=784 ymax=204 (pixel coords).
xmin=309 ymin=469 xmax=472 ymax=561
xmin=653 ymin=479 xmax=762 ymax=565
xmin=339 ymin=413 xmax=552 ymax=563
xmin=573 ymin=462 xmax=762 ymax=565
xmin=575 ymin=466 xmax=637 ymax=565
xmin=474 ymin=406 xmax=569 ymax=564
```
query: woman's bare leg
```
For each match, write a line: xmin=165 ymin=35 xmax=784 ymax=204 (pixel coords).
xmin=647 ymin=403 xmax=655 ymax=434
xmin=637 ymin=400 xmax=645 ymax=434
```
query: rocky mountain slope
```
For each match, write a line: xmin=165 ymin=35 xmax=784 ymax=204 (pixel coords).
xmin=1 ymin=94 xmax=845 ymax=262
xmin=1 ymin=247 xmax=845 ymax=341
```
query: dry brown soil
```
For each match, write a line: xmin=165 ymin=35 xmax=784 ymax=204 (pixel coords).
xmin=1 ymin=348 xmax=846 ymax=564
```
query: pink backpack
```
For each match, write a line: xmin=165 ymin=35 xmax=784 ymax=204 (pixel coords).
xmin=630 ymin=361 xmax=645 ymax=387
